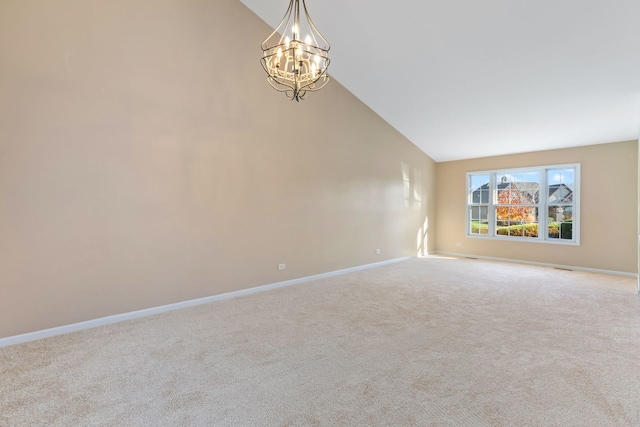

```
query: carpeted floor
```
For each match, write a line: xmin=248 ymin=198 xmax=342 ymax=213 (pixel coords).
xmin=1 ymin=256 xmax=640 ymax=426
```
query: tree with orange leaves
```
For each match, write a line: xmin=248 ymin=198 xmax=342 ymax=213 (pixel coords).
xmin=496 ymin=184 xmax=534 ymax=223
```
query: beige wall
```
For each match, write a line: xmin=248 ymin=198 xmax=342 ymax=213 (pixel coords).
xmin=436 ymin=140 xmax=638 ymax=274
xmin=0 ymin=0 xmax=436 ymax=338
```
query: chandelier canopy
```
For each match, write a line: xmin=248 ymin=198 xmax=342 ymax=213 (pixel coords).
xmin=261 ymin=0 xmax=330 ymax=101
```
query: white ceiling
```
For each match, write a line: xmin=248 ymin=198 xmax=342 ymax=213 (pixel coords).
xmin=239 ymin=0 xmax=640 ymax=162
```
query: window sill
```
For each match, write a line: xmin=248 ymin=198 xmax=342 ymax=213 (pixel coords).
xmin=466 ymin=234 xmax=580 ymax=246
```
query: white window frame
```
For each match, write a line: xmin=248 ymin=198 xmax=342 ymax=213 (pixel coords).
xmin=466 ymin=163 xmax=580 ymax=245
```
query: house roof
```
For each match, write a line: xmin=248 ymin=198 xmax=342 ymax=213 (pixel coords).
xmin=240 ymin=0 xmax=640 ymax=162
xmin=473 ymin=182 xmax=573 ymax=204
xmin=548 ymin=184 xmax=573 ymax=203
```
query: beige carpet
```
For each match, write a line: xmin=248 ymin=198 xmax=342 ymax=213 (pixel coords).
xmin=2 ymin=256 xmax=640 ymax=426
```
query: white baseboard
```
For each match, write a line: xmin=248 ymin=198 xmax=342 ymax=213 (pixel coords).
xmin=436 ymin=251 xmax=638 ymax=278
xmin=0 ymin=256 xmax=415 ymax=348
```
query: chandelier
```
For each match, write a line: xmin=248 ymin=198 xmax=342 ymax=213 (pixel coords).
xmin=261 ymin=0 xmax=330 ymax=101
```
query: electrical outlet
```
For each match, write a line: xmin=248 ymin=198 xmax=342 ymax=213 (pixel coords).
xmin=456 ymin=243 xmax=462 ymax=247
xmin=376 ymin=249 xmax=381 ymax=254
xmin=278 ymin=264 xmax=286 ymax=270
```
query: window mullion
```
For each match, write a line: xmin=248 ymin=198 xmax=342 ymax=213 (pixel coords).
xmin=540 ymin=168 xmax=546 ymax=241
xmin=489 ymin=173 xmax=496 ymax=237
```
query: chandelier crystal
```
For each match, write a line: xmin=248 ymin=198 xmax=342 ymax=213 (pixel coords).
xmin=261 ymin=0 xmax=330 ymax=101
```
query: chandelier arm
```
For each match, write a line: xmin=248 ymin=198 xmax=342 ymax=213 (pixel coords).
xmin=297 ymin=75 xmax=329 ymax=92
xmin=293 ymin=0 xmax=300 ymax=40
xmin=261 ymin=0 xmax=295 ymax=49
xmin=266 ymin=78 xmax=291 ymax=93
xmin=301 ymin=0 xmax=330 ymax=50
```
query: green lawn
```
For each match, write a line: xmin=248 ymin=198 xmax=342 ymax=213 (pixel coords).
xmin=470 ymin=221 xmax=489 ymax=234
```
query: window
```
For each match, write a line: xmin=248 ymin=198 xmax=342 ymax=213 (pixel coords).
xmin=467 ymin=164 xmax=579 ymax=244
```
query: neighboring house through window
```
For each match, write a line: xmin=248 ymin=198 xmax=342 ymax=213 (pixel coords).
xmin=467 ymin=164 xmax=579 ymax=244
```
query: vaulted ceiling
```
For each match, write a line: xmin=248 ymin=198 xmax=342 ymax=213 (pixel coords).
xmin=239 ymin=0 xmax=640 ymax=162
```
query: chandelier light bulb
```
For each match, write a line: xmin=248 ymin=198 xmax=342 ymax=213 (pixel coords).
xmin=260 ymin=0 xmax=331 ymax=101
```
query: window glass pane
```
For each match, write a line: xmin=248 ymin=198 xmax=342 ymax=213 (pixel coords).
xmin=496 ymin=222 xmax=540 ymax=238
xmin=496 ymin=204 xmax=537 ymax=222
xmin=471 ymin=206 xmax=490 ymax=220
xmin=496 ymin=207 xmax=538 ymax=237
xmin=494 ymin=171 xmax=539 ymax=240
xmin=495 ymin=172 xmax=539 ymax=205
xmin=470 ymin=175 xmax=490 ymax=203
xmin=470 ymin=220 xmax=489 ymax=235
xmin=548 ymin=206 xmax=572 ymax=222
xmin=548 ymin=206 xmax=573 ymax=239
xmin=470 ymin=206 xmax=489 ymax=235
xmin=548 ymin=168 xmax=575 ymax=204
xmin=470 ymin=221 xmax=479 ymax=234
xmin=471 ymin=206 xmax=479 ymax=219
xmin=480 ymin=206 xmax=488 ymax=221
xmin=559 ymin=222 xmax=573 ymax=240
